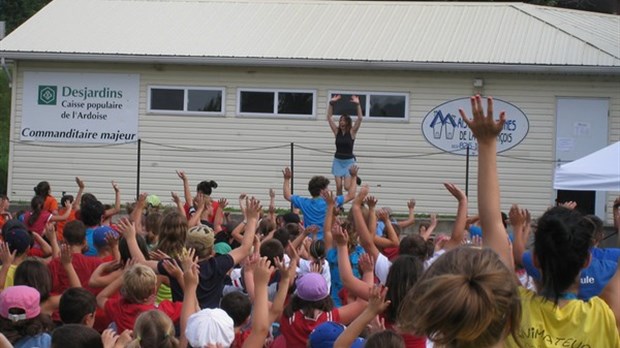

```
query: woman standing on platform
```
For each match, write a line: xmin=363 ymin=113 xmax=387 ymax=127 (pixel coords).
xmin=327 ymin=95 xmax=363 ymax=196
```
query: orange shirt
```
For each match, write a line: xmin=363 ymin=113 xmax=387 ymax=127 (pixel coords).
xmin=55 ymin=209 xmax=76 ymax=240
xmin=43 ymin=195 xmax=58 ymax=213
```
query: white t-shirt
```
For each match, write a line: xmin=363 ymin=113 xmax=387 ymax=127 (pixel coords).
xmin=375 ymin=249 xmax=448 ymax=285
xmin=297 ymin=258 xmax=331 ymax=292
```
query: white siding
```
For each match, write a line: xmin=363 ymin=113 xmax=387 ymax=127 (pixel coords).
xmin=8 ymin=61 xmax=620 ymax=224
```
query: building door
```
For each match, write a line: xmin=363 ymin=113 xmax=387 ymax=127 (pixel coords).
xmin=555 ymin=98 xmax=609 ymax=218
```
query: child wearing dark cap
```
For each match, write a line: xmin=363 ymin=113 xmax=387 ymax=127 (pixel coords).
xmin=0 ymin=228 xmax=33 ymax=289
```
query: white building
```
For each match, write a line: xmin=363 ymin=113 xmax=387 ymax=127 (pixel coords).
xmin=1 ymin=0 xmax=619 ymax=223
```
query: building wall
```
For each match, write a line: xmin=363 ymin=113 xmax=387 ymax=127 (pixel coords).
xmin=8 ymin=61 xmax=620 ymax=223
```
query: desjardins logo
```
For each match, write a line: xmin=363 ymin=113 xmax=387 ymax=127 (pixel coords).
xmin=38 ymin=85 xmax=57 ymax=105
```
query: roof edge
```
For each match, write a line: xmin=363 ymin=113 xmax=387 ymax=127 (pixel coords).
xmin=2 ymin=52 xmax=620 ymax=76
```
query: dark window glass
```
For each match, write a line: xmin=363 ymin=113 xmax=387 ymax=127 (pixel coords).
xmin=151 ymin=89 xmax=184 ymax=111
xmin=331 ymin=94 xmax=366 ymax=116
xmin=240 ymin=91 xmax=274 ymax=113
xmin=188 ymin=90 xmax=222 ymax=112
xmin=369 ymin=95 xmax=406 ymax=118
xmin=278 ymin=92 xmax=313 ymax=115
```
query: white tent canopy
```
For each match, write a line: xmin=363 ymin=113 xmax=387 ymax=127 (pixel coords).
xmin=554 ymin=141 xmax=620 ymax=191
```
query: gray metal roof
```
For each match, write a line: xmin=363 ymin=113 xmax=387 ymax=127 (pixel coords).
xmin=1 ymin=0 xmax=619 ymax=73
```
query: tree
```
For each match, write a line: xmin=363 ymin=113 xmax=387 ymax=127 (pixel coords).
xmin=0 ymin=0 xmax=52 ymax=34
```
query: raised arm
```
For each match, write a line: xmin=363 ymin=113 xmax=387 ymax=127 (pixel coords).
xmin=334 ymin=226 xmax=372 ymax=300
xmin=397 ymin=199 xmax=416 ymax=229
xmin=50 ymin=201 xmax=72 ymax=222
xmin=171 ymin=191 xmax=186 ymax=218
xmin=377 ymin=209 xmax=399 ymax=248
xmin=326 ymin=95 xmax=341 ymax=135
xmin=343 ymin=165 xmax=359 ymax=203
xmin=228 ymin=197 xmax=260 ymax=265
xmin=213 ymin=198 xmax=228 ymax=233
xmin=459 ymin=95 xmax=511 ymax=268
xmin=334 ymin=286 xmax=389 ymax=348
xmin=179 ymin=254 xmax=200 ymax=348
xmin=74 ymin=177 xmax=85 ymax=210
xmin=103 ymin=181 xmax=121 ymax=218
xmin=510 ymin=204 xmax=530 ymax=267
xmin=187 ymin=194 xmax=206 ymax=228
xmin=322 ymin=191 xmax=337 ymax=250
xmin=242 ymin=257 xmax=274 ymax=348
xmin=176 ymin=170 xmax=193 ymax=207
xmin=130 ymin=193 xmax=147 ymax=235
xmin=117 ymin=217 xmax=158 ymax=270
xmin=419 ymin=213 xmax=437 ymax=241
xmin=442 ymin=183 xmax=468 ymax=250
xmin=268 ymin=189 xmax=276 ymax=223
xmin=282 ymin=168 xmax=292 ymax=202
xmin=350 ymin=95 xmax=363 ymax=137
xmin=352 ymin=185 xmax=379 ymax=259
xmin=60 ymin=244 xmax=81 ymax=288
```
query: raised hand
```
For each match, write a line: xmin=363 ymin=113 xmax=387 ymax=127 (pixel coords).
xmin=171 ymin=191 xmax=181 ymax=205
xmin=176 ymin=170 xmax=187 ymax=181
xmin=358 ymin=253 xmax=375 ymax=274
xmin=354 ymin=184 xmax=369 ymax=205
xmin=137 ymin=192 xmax=148 ymax=204
xmin=458 ymin=95 xmax=506 ymax=143
xmin=116 ymin=217 xmax=136 ymax=239
xmin=332 ymin=224 xmax=349 ymax=247
xmin=559 ymin=201 xmax=577 ymax=210
xmin=183 ymin=255 xmax=200 ymax=289
xmin=75 ymin=176 xmax=85 ymax=189
xmin=349 ymin=165 xmax=359 ymax=177
xmin=254 ymin=257 xmax=274 ymax=287
xmin=101 ymin=329 xmax=119 ymax=348
xmin=44 ymin=222 xmax=57 ymax=242
xmin=350 ymin=95 xmax=360 ymax=105
xmin=407 ymin=199 xmax=416 ymax=211
xmin=218 ymin=198 xmax=228 ymax=210
xmin=367 ymin=285 xmax=390 ymax=315
xmin=376 ymin=208 xmax=389 ymax=222
xmin=321 ymin=190 xmax=337 ymax=207
xmin=0 ymin=242 xmax=16 ymax=266
xmin=245 ymin=197 xmax=262 ymax=221
xmin=310 ymin=261 xmax=323 ymax=274
xmin=282 ymin=167 xmax=292 ymax=180
xmin=364 ymin=195 xmax=378 ymax=209
xmin=509 ymin=204 xmax=528 ymax=228
xmin=60 ymin=243 xmax=73 ymax=265
xmin=112 ymin=181 xmax=120 ymax=193
xmin=149 ymin=249 xmax=171 ymax=261
xmin=162 ymin=258 xmax=183 ymax=281
xmin=330 ymin=94 xmax=342 ymax=104
xmin=269 ymin=188 xmax=275 ymax=199
xmin=304 ymin=225 xmax=320 ymax=236
xmin=443 ymin=182 xmax=466 ymax=201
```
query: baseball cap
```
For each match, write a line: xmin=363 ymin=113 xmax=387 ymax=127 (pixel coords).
xmin=146 ymin=194 xmax=161 ymax=207
xmin=186 ymin=225 xmax=215 ymax=251
xmin=185 ymin=308 xmax=235 ymax=347
xmin=296 ymin=273 xmax=329 ymax=302
xmin=4 ymin=228 xmax=33 ymax=255
xmin=0 ymin=286 xmax=41 ymax=322
xmin=214 ymin=242 xmax=232 ymax=255
xmin=308 ymin=321 xmax=364 ymax=348
xmin=92 ymin=225 xmax=119 ymax=249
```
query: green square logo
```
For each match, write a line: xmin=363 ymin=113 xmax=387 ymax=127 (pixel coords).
xmin=38 ymin=85 xmax=57 ymax=105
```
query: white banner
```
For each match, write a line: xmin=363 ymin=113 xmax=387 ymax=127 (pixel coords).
xmin=21 ymin=72 xmax=139 ymax=143
xmin=421 ymin=97 xmax=529 ymax=156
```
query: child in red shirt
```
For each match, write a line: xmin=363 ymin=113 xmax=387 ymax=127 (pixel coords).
xmin=97 ymin=263 xmax=182 ymax=333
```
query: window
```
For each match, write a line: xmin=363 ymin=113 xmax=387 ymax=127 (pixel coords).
xmin=238 ymin=89 xmax=315 ymax=117
xmin=148 ymin=86 xmax=224 ymax=115
xmin=329 ymin=91 xmax=408 ymax=120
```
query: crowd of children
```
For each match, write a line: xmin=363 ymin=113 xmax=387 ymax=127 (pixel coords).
xmin=0 ymin=95 xmax=618 ymax=348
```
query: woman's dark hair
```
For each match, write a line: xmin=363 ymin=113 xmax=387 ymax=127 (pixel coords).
xmin=339 ymin=114 xmax=353 ymax=133
xmin=584 ymin=214 xmax=604 ymax=245
xmin=284 ymin=294 xmax=334 ymax=319
xmin=33 ymin=181 xmax=51 ymax=198
xmin=259 ymin=239 xmax=284 ymax=266
xmin=220 ymin=292 xmax=252 ymax=327
xmin=119 ymin=235 xmax=150 ymax=265
xmin=0 ymin=313 xmax=54 ymax=344
xmin=196 ymin=180 xmax=218 ymax=195
xmin=384 ymin=255 xmax=424 ymax=324
xmin=534 ymin=206 xmax=594 ymax=303
xmin=28 ymin=196 xmax=44 ymax=227
xmin=14 ymin=259 xmax=53 ymax=303
xmin=52 ymin=324 xmax=102 ymax=348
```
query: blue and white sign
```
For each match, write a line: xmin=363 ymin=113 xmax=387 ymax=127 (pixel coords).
xmin=421 ymin=97 xmax=529 ymax=156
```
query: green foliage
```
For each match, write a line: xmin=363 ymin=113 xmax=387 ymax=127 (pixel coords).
xmin=0 ymin=0 xmax=52 ymax=34
xmin=0 ymin=69 xmax=9 ymax=195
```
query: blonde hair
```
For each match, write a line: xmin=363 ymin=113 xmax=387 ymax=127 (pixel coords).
xmin=156 ymin=211 xmax=188 ymax=258
xmin=399 ymin=247 xmax=521 ymax=348
xmin=121 ymin=264 xmax=157 ymax=304
xmin=126 ymin=310 xmax=178 ymax=348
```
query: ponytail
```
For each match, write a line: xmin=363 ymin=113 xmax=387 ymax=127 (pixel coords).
xmin=28 ymin=196 xmax=44 ymax=227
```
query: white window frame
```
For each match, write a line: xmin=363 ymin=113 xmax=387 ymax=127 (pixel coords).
xmin=328 ymin=90 xmax=409 ymax=121
xmin=147 ymin=85 xmax=226 ymax=116
xmin=236 ymin=88 xmax=317 ymax=119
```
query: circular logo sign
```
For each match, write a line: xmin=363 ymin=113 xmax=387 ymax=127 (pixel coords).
xmin=421 ymin=97 xmax=529 ymax=156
